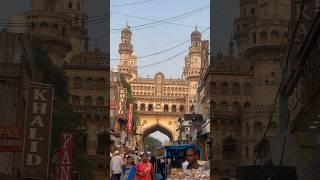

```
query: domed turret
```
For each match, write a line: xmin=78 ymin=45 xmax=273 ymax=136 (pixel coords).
xmin=191 ymin=25 xmax=201 ymax=41
xmin=122 ymin=26 xmax=132 ymax=35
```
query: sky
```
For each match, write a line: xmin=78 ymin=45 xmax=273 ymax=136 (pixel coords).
xmin=110 ymin=0 xmax=210 ymax=79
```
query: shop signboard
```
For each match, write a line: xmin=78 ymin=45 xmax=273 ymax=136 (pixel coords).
xmin=0 ymin=126 xmax=23 ymax=152
xmin=22 ymin=84 xmax=54 ymax=179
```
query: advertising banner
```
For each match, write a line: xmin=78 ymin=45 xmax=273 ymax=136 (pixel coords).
xmin=22 ymin=84 xmax=54 ymax=179
xmin=127 ymin=104 xmax=133 ymax=132
xmin=118 ymin=88 xmax=127 ymax=119
xmin=0 ymin=126 xmax=23 ymax=152
xmin=58 ymin=132 xmax=74 ymax=180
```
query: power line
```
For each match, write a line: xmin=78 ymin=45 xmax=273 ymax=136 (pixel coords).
xmin=111 ymin=10 xmax=208 ymax=29
xmin=253 ymin=0 xmax=306 ymax=166
xmin=137 ymin=34 xmax=210 ymax=69
xmin=109 ymin=5 xmax=209 ymax=32
xmin=111 ymin=0 xmax=156 ymax=7
xmin=110 ymin=27 xmax=209 ymax=61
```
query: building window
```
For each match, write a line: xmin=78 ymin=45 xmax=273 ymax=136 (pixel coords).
xmin=251 ymin=8 xmax=255 ymax=15
xmin=96 ymin=97 xmax=105 ymax=106
xmin=221 ymin=82 xmax=228 ymax=95
xmin=97 ymin=78 xmax=105 ymax=90
xmin=271 ymin=72 xmax=275 ymax=77
xmin=72 ymin=96 xmax=80 ymax=106
xmin=211 ymin=81 xmax=216 ymax=94
xmin=77 ymin=3 xmax=80 ymax=10
xmin=260 ymin=31 xmax=267 ymax=42
xmin=179 ymin=105 xmax=185 ymax=112
xmin=271 ymin=31 xmax=280 ymax=42
xmin=190 ymin=105 xmax=194 ymax=113
xmin=244 ymin=83 xmax=251 ymax=96
xmin=222 ymin=137 xmax=237 ymax=157
xmin=244 ymin=102 xmax=251 ymax=109
xmin=68 ymin=2 xmax=73 ymax=9
xmin=232 ymin=101 xmax=241 ymax=111
xmin=254 ymin=121 xmax=263 ymax=135
xmin=86 ymin=77 xmax=94 ymax=89
xmin=232 ymin=82 xmax=240 ymax=95
xmin=210 ymin=101 xmax=216 ymax=115
xmin=172 ymin=105 xmax=177 ymax=112
xmin=252 ymin=32 xmax=256 ymax=44
xmin=73 ymin=77 xmax=81 ymax=89
xmin=84 ymin=96 xmax=92 ymax=106
xmin=140 ymin=104 xmax=146 ymax=111
xmin=148 ymin=104 xmax=153 ymax=111
xmin=220 ymin=101 xmax=228 ymax=111
xmin=133 ymin=103 xmax=138 ymax=111
xmin=164 ymin=104 xmax=169 ymax=112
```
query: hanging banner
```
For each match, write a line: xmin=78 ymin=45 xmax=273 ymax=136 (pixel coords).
xmin=22 ymin=84 xmax=54 ymax=179
xmin=127 ymin=104 xmax=133 ymax=132
xmin=118 ymin=88 xmax=127 ymax=119
xmin=58 ymin=132 xmax=74 ymax=180
xmin=0 ymin=126 xmax=23 ymax=152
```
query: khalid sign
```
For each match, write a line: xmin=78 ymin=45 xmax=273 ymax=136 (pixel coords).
xmin=118 ymin=88 xmax=127 ymax=118
xmin=127 ymin=104 xmax=133 ymax=132
xmin=58 ymin=132 xmax=74 ymax=180
xmin=22 ymin=84 xmax=54 ymax=179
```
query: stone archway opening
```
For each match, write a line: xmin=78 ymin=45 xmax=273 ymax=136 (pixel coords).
xmin=142 ymin=124 xmax=174 ymax=151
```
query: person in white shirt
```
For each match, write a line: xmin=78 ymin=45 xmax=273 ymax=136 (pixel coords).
xmin=111 ymin=151 xmax=123 ymax=180
xmin=182 ymin=160 xmax=189 ymax=172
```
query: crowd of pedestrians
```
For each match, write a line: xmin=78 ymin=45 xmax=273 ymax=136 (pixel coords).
xmin=110 ymin=150 xmax=155 ymax=180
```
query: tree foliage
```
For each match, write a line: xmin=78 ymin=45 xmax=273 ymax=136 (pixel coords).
xmin=120 ymin=75 xmax=140 ymax=132
xmin=144 ymin=136 xmax=163 ymax=152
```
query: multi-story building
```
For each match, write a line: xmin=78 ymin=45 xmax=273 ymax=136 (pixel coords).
xmin=279 ymin=1 xmax=320 ymax=180
xmin=196 ymin=0 xmax=291 ymax=179
xmin=116 ymin=26 xmax=208 ymax=146
xmin=0 ymin=32 xmax=40 ymax=179
xmin=63 ymin=48 xmax=108 ymax=180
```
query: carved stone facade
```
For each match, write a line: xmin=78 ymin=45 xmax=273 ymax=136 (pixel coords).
xmin=63 ymin=50 xmax=109 ymax=180
xmin=117 ymin=26 xmax=206 ymax=144
xmin=196 ymin=0 xmax=290 ymax=179
xmin=26 ymin=0 xmax=88 ymax=66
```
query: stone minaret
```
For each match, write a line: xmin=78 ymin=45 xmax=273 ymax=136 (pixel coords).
xmin=27 ymin=0 xmax=72 ymax=67
xmin=237 ymin=0 xmax=290 ymax=165
xmin=183 ymin=26 xmax=202 ymax=113
xmin=118 ymin=25 xmax=137 ymax=82
xmin=63 ymin=0 xmax=88 ymax=63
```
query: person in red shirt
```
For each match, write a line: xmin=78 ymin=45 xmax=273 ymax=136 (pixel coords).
xmin=135 ymin=153 xmax=152 ymax=180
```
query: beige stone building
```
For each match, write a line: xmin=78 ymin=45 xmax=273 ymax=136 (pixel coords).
xmin=117 ymin=26 xmax=208 ymax=145
xmin=63 ymin=49 xmax=109 ymax=180
xmin=196 ymin=0 xmax=290 ymax=179
xmin=18 ymin=1 xmax=108 ymax=179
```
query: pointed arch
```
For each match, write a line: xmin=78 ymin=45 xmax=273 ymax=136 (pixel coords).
xmin=142 ymin=124 xmax=173 ymax=141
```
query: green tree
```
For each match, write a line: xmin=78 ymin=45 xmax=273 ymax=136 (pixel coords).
xmin=144 ymin=136 xmax=163 ymax=152
xmin=32 ymin=40 xmax=93 ymax=179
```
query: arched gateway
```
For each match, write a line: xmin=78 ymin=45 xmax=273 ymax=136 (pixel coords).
xmin=142 ymin=123 xmax=174 ymax=141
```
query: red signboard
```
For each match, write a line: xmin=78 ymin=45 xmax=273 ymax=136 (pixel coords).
xmin=58 ymin=132 xmax=74 ymax=180
xmin=22 ymin=84 xmax=54 ymax=179
xmin=127 ymin=104 xmax=133 ymax=132
xmin=0 ymin=126 xmax=23 ymax=152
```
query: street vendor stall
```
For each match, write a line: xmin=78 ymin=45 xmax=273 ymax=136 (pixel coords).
xmin=154 ymin=144 xmax=209 ymax=179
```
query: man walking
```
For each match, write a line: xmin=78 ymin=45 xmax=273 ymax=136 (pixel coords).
xmin=111 ymin=151 xmax=123 ymax=180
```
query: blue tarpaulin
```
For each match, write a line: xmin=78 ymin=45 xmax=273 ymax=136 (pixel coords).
xmin=163 ymin=144 xmax=200 ymax=158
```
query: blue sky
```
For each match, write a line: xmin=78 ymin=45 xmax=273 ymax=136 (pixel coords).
xmin=110 ymin=0 xmax=210 ymax=79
